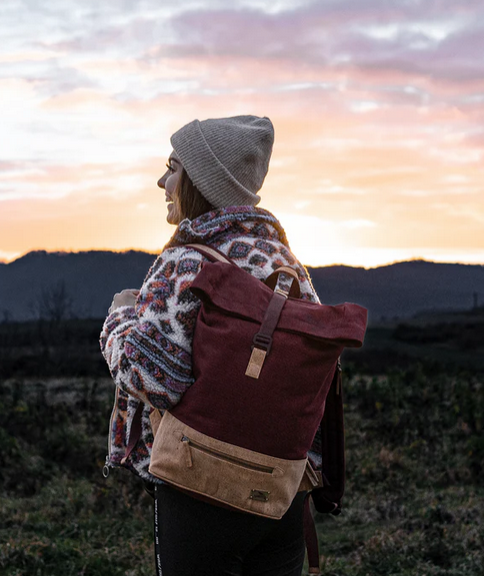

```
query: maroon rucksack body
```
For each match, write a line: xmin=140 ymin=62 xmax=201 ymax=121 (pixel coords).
xmin=170 ymin=248 xmax=367 ymax=464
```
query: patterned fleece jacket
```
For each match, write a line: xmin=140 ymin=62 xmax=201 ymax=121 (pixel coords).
xmin=100 ymin=206 xmax=322 ymax=482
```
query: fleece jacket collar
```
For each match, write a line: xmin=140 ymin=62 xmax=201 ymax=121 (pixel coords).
xmin=164 ymin=206 xmax=290 ymax=250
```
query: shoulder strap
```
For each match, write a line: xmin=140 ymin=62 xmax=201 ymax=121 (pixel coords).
xmin=185 ymin=243 xmax=233 ymax=265
xmin=304 ymin=495 xmax=321 ymax=575
xmin=186 ymin=243 xmax=300 ymax=298
xmin=310 ymin=359 xmax=345 ymax=515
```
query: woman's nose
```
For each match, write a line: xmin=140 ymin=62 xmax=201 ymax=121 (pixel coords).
xmin=157 ymin=175 xmax=166 ymax=189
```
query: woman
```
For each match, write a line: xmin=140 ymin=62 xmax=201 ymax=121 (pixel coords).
xmin=100 ymin=115 xmax=321 ymax=576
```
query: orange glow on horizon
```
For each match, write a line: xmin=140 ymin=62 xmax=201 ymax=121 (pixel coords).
xmin=1 ymin=4 xmax=483 ymax=268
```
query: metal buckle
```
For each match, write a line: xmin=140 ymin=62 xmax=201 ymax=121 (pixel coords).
xmin=252 ymin=333 xmax=272 ymax=353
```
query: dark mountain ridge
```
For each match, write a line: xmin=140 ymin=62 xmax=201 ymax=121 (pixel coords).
xmin=309 ymin=260 xmax=483 ymax=323
xmin=0 ymin=250 xmax=482 ymax=323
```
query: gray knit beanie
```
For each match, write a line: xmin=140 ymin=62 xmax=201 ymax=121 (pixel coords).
xmin=170 ymin=115 xmax=274 ymax=208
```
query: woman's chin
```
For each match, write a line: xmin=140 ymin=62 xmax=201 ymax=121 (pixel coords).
xmin=166 ymin=205 xmax=181 ymax=225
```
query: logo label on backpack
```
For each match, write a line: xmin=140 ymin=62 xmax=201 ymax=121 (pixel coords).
xmin=249 ymin=489 xmax=270 ymax=502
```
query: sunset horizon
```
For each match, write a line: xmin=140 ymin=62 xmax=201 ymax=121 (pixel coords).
xmin=3 ymin=244 xmax=484 ymax=271
xmin=2 ymin=0 xmax=483 ymax=269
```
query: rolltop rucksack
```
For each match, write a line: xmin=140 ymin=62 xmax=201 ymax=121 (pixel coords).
xmin=147 ymin=244 xmax=367 ymax=519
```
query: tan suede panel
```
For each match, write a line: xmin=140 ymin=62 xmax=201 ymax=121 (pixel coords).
xmin=150 ymin=408 xmax=162 ymax=437
xmin=149 ymin=410 xmax=307 ymax=519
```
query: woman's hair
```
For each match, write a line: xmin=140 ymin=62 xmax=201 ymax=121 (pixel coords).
xmin=175 ymin=168 xmax=214 ymax=221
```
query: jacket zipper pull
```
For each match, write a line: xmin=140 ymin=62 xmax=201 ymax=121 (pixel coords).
xmin=102 ymin=455 xmax=110 ymax=478
xmin=182 ymin=437 xmax=193 ymax=468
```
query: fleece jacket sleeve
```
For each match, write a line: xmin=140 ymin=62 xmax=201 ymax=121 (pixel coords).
xmin=100 ymin=248 xmax=204 ymax=410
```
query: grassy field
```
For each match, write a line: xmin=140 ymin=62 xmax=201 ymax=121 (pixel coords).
xmin=1 ymin=317 xmax=483 ymax=575
xmin=315 ymin=366 xmax=483 ymax=575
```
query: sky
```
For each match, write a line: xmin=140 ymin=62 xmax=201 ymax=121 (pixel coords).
xmin=1 ymin=0 xmax=484 ymax=268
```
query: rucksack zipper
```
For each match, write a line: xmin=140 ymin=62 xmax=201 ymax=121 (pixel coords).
xmin=181 ymin=435 xmax=275 ymax=474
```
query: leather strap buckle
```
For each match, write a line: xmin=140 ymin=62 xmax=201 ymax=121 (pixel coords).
xmin=252 ymin=333 xmax=272 ymax=354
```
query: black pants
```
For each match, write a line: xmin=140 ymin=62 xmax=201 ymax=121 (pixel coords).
xmin=154 ymin=483 xmax=306 ymax=576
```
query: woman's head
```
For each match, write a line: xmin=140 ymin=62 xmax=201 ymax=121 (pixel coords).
xmin=167 ymin=115 xmax=274 ymax=217
xmin=158 ymin=115 xmax=274 ymax=225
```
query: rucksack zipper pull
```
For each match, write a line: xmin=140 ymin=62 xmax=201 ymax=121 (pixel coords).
xmin=182 ymin=436 xmax=193 ymax=468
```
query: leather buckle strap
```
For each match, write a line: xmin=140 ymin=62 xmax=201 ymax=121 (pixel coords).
xmin=245 ymin=292 xmax=287 ymax=379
